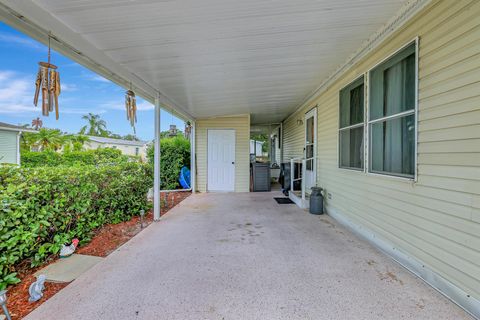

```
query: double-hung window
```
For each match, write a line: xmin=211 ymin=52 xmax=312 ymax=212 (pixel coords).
xmin=368 ymin=42 xmax=417 ymax=179
xmin=339 ymin=76 xmax=364 ymax=170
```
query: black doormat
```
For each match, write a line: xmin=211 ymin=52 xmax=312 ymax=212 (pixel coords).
xmin=274 ymin=197 xmax=294 ymax=204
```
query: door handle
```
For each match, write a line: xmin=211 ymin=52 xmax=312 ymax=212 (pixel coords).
xmin=232 ymin=162 xmax=235 ymax=164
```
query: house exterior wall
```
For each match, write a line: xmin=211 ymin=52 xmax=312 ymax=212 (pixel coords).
xmin=0 ymin=130 xmax=19 ymax=164
xmin=282 ymin=0 xmax=480 ymax=308
xmin=85 ymin=140 xmax=147 ymax=160
xmin=195 ymin=115 xmax=250 ymax=192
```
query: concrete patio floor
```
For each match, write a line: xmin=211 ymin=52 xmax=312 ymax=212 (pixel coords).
xmin=26 ymin=192 xmax=472 ymax=320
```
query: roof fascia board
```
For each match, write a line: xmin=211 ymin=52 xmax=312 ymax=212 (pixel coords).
xmin=88 ymin=137 xmax=148 ymax=146
xmin=0 ymin=126 xmax=36 ymax=133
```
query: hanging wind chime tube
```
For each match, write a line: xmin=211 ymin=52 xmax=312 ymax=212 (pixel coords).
xmin=125 ymin=88 xmax=137 ymax=133
xmin=33 ymin=34 xmax=61 ymax=120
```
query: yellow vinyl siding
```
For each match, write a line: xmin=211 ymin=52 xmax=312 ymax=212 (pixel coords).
xmin=282 ymin=0 xmax=480 ymax=301
xmin=282 ymin=112 xmax=305 ymax=160
xmin=195 ymin=115 xmax=250 ymax=192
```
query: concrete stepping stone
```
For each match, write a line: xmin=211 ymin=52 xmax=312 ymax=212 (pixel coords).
xmin=34 ymin=254 xmax=104 ymax=283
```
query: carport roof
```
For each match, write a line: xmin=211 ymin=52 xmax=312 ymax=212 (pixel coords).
xmin=1 ymin=0 xmax=429 ymax=123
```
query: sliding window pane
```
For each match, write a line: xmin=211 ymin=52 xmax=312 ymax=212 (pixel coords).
xmin=383 ymin=53 xmax=415 ymax=114
xmin=339 ymin=126 xmax=364 ymax=169
xmin=369 ymin=43 xmax=416 ymax=120
xmin=370 ymin=114 xmax=415 ymax=177
xmin=340 ymin=82 xmax=364 ymax=128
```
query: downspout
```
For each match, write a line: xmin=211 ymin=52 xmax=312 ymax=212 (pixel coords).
xmin=153 ymin=94 xmax=161 ymax=221
xmin=17 ymin=132 xmax=21 ymax=166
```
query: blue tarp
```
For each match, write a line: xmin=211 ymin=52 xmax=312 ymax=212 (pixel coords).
xmin=179 ymin=166 xmax=191 ymax=189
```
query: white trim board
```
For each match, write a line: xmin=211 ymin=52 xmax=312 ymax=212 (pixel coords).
xmin=326 ymin=205 xmax=480 ymax=320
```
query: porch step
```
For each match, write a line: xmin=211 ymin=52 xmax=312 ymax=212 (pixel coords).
xmin=288 ymin=190 xmax=310 ymax=210
xmin=34 ymin=254 xmax=104 ymax=283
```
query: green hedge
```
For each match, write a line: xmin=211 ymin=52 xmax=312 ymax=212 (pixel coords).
xmin=147 ymin=136 xmax=190 ymax=189
xmin=0 ymin=163 xmax=152 ymax=289
xmin=21 ymin=148 xmax=131 ymax=167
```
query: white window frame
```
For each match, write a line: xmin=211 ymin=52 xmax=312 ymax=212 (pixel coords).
xmin=338 ymin=75 xmax=366 ymax=172
xmin=366 ymin=37 xmax=419 ymax=181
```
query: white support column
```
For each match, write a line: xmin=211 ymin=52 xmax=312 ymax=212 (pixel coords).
xmin=190 ymin=121 xmax=196 ymax=193
xmin=153 ymin=94 xmax=161 ymax=221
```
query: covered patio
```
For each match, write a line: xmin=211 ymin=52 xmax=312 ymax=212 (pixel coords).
xmin=1 ymin=0 xmax=479 ymax=318
xmin=25 ymin=192 xmax=470 ymax=319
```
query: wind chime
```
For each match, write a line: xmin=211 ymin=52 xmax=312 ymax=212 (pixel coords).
xmin=33 ymin=34 xmax=61 ymax=119
xmin=125 ymin=86 xmax=137 ymax=133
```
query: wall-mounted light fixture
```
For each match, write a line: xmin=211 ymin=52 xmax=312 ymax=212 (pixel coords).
xmin=296 ymin=119 xmax=303 ymax=126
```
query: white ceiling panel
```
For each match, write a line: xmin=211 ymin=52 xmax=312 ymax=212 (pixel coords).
xmin=5 ymin=0 xmax=407 ymax=123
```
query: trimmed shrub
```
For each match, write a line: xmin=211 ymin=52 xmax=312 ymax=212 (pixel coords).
xmin=147 ymin=136 xmax=190 ymax=190
xmin=20 ymin=150 xmax=62 ymax=167
xmin=21 ymin=148 xmax=131 ymax=167
xmin=0 ymin=162 xmax=152 ymax=289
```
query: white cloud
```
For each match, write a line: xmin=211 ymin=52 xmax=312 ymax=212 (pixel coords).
xmin=0 ymin=71 xmax=86 ymax=115
xmin=0 ymin=71 xmax=37 ymax=114
xmin=62 ymin=107 xmax=106 ymax=115
xmin=100 ymin=99 xmax=154 ymax=112
xmin=84 ymin=73 xmax=111 ymax=83
xmin=136 ymin=101 xmax=154 ymax=111
xmin=0 ymin=33 xmax=43 ymax=50
xmin=61 ymin=83 xmax=77 ymax=92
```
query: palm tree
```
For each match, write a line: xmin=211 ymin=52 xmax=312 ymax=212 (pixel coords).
xmin=20 ymin=131 xmax=37 ymax=152
xmin=64 ymin=134 xmax=90 ymax=151
xmin=80 ymin=113 xmax=107 ymax=136
xmin=35 ymin=128 xmax=64 ymax=151
xmin=71 ymin=134 xmax=90 ymax=145
xmin=122 ymin=134 xmax=139 ymax=141
xmin=32 ymin=117 xmax=43 ymax=130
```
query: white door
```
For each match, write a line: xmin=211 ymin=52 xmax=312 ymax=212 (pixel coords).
xmin=304 ymin=108 xmax=317 ymax=193
xmin=208 ymin=129 xmax=235 ymax=192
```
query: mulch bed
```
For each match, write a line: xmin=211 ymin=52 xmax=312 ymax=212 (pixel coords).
xmin=5 ymin=191 xmax=191 ymax=319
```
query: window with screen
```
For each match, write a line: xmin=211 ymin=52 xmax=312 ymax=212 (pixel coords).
xmin=368 ymin=42 xmax=416 ymax=178
xmin=339 ymin=76 xmax=364 ymax=170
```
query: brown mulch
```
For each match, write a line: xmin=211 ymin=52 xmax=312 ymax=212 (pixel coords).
xmin=5 ymin=191 xmax=191 ymax=319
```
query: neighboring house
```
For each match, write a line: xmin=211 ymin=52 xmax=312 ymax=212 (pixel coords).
xmin=0 ymin=122 xmax=36 ymax=165
xmin=85 ymin=136 xmax=149 ymax=160
xmin=6 ymin=0 xmax=480 ymax=317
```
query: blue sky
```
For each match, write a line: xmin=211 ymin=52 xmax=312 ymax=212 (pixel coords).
xmin=0 ymin=22 xmax=184 ymax=141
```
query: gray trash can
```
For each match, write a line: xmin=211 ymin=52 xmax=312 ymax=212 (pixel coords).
xmin=309 ymin=187 xmax=324 ymax=215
